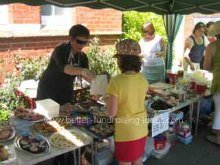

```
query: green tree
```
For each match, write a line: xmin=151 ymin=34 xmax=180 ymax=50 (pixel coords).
xmin=122 ymin=11 xmax=167 ymax=41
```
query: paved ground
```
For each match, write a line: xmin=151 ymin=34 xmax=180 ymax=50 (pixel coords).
xmin=145 ymin=124 xmax=220 ymax=165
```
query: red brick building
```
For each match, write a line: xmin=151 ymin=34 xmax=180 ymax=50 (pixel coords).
xmin=0 ymin=4 xmax=122 ymax=83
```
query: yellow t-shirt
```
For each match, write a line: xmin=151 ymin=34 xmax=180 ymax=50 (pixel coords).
xmin=106 ymin=73 xmax=148 ymax=142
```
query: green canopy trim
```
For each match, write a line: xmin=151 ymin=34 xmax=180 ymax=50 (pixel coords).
xmin=1 ymin=0 xmax=220 ymax=15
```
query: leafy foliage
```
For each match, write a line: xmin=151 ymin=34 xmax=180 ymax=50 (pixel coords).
xmin=0 ymin=55 xmax=49 ymax=116
xmin=87 ymin=37 xmax=118 ymax=76
xmin=0 ymin=110 xmax=10 ymax=123
xmin=122 ymin=11 xmax=167 ymax=41
xmin=14 ymin=55 xmax=49 ymax=81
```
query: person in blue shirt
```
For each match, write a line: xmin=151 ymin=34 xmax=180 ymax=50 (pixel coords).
xmin=183 ymin=22 xmax=209 ymax=72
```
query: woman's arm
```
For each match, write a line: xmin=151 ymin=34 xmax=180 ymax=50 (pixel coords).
xmin=106 ymin=94 xmax=118 ymax=118
xmin=183 ymin=37 xmax=194 ymax=70
xmin=64 ymin=65 xmax=95 ymax=82
xmin=156 ymin=38 xmax=166 ymax=57
xmin=203 ymin=44 xmax=214 ymax=71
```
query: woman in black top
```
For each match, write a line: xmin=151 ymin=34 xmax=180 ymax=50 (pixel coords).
xmin=37 ymin=24 xmax=95 ymax=105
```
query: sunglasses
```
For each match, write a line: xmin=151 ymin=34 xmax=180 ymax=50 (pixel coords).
xmin=143 ymin=30 xmax=154 ymax=35
xmin=75 ymin=39 xmax=88 ymax=45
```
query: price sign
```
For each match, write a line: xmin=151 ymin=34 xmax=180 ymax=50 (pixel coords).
xmin=151 ymin=112 xmax=169 ymax=137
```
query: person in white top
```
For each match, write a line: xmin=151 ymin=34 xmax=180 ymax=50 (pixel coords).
xmin=139 ymin=22 xmax=166 ymax=84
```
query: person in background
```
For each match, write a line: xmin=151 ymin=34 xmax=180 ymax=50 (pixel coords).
xmin=205 ymin=21 xmax=217 ymax=42
xmin=183 ymin=22 xmax=209 ymax=72
xmin=203 ymin=20 xmax=220 ymax=146
xmin=37 ymin=24 xmax=95 ymax=105
xmin=139 ymin=22 xmax=166 ymax=84
xmin=200 ymin=21 xmax=217 ymax=69
xmin=106 ymin=39 xmax=148 ymax=165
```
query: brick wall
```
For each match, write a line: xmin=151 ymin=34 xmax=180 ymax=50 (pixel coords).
xmin=0 ymin=4 xmax=122 ymax=84
xmin=9 ymin=4 xmax=40 ymax=24
xmin=0 ymin=35 xmax=119 ymax=83
xmin=76 ymin=7 xmax=122 ymax=34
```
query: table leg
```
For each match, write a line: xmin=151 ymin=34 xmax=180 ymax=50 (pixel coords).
xmin=91 ymin=142 xmax=97 ymax=165
xmin=91 ymin=143 xmax=94 ymax=165
xmin=189 ymin=103 xmax=193 ymax=129
xmin=78 ymin=148 xmax=81 ymax=165
xmin=195 ymin=99 xmax=201 ymax=137
xmin=73 ymin=150 xmax=77 ymax=165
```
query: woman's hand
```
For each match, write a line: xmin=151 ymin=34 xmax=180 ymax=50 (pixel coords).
xmin=82 ymin=68 xmax=96 ymax=81
xmin=155 ymin=51 xmax=164 ymax=57
xmin=190 ymin=63 xmax=195 ymax=70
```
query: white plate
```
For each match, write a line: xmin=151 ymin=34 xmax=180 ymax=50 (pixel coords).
xmin=0 ymin=126 xmax=16 ymax=143
xmin=14 ymin=136 xmax=50 ymax=155
xmin=49 ymin=132 xmax=76 ymax=149
xmin=49 ymin=129 xmax=92 ymax=149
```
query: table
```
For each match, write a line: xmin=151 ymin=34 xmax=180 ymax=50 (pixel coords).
xmin=5 ymin=127 xmax=94 ymax=165
xmin=169 ymin=96 xmax=200 ymax=136
xmin=150 ymin=96 xmax=200 ymax=137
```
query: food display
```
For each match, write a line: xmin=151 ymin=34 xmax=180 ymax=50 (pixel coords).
xmin=59 ymin=104 xmax=79 ymax=117
xmin=90 ymin=106 xmax=107 ymax=118
xmin=53 ymin=117 xmax=72 ymax=128
xmin=49 ymin=130 xmax=89 ymax=148
xmin=32 ymin=122 xmax=59 ymax=135
xmin=148 ymin=100 xmax=173 ymax=115
xmin=32 ymin=117 xmax=71 ymax=135
xmin=0 ymin=144 xmax=9 ymax=161
xmin=73 ymin=87 xmax=90 ymax=103
xmin=14 ymin=132 xmax=50 ymax=154
xmin=87 ymin=123 xmax=114 ymax=139
xmin=149 ymin=100 xmax=173 ymax=110
xmin=14 ymin=107 xmax=45 ymax=121
xmin=0 ymin=124 xmax=15 ymax=142
xmin=76 ymin=100 xmax=102 ymax=110
xmin=70 ymin=129 xmax=88 ymax=143
xmin=71 ymin=112 xmax=94 ymax=126
xmin=49 ymin=133 xmax=75 ymax=148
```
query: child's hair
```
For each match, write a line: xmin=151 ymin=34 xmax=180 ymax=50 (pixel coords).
xmin=117 ymin=55 xmax=142 ymax=73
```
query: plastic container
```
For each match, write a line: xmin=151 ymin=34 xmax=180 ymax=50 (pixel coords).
xmin=154 ymin=134 xmax=166 ymax=150
xmin=151 ymin=142 xmax=171 ymax=159
xmin=95 ymin=150 xmax=113 ymax=165
xmin=177 ymin=135 xmax=193 ymax=144
xmin=170 ymin=111 xmax=184 ymax=121
xmin=177 ymin=129 xmax=191 ymax=137
xmin=90 ymin=74 xmax=108 ymax=96
xmin=195 ymin=83 xmax=207 ymax=94
xmin=10 ymin=117 xmax=33 ymax=133
xmin=165 ymin=131 xmax=177 ymax=146
xmin=35 ymin=99 xmax=60 ymax=119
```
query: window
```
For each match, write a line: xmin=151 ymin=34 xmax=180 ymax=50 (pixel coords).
xmin=41 ymin=5 xmax=72 ymax=25
xmin=0 ymin=5 xmax=8 ymax=24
